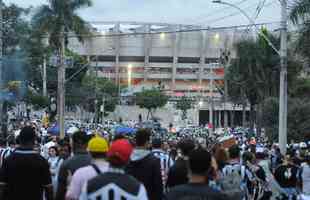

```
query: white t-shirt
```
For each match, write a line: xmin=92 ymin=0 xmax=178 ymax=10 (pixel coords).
xmin=66 ymin=160 xmax=109 ymax=200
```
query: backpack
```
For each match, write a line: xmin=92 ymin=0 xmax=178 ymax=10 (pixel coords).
xmin=219 ymin=164 xmax=245 ymax=200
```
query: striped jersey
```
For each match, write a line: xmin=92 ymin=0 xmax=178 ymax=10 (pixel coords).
xmin=0 ymin=147 xmax=14 ymax=167
xmin=152 ymin=149 xmax=174 ymax=186
xmin=79 ymin=170 xmax=148 ymax=200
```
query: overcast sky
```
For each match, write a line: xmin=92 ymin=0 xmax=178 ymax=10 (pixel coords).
xmin=6 ymin=0 xmax=281 ymax=29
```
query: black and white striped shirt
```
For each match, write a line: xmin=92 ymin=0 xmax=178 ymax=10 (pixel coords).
xmin=0 ymin=147 xmax=14 ymax=167
xmin=152 ymin=149 xmax=174 ymax=186
xmin=79 ymin=170 xmax=148 ymax=200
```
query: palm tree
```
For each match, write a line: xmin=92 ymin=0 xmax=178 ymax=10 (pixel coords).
xmin=290 ymin=0 xmax=310 ymax=24
xmin=32 ymin=0 xmax=92 ymax=138
xmin=32 ymin=0 xmax=92 ymax=50
xmin=290 ymin=0 xmax=310 ymax=61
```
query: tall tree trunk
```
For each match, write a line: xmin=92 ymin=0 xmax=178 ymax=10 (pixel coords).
xmin=231 ymin=105 xmax=235 ymax=128
xmin=256 ymin=103 xmax=263 ymax=137
xmin=242 ymin=102 xmax=247 ymax=127
xmin=250 ymin=104 xmax=255 ymax=130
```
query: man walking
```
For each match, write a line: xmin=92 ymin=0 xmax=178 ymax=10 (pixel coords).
xmin=80 ymin=139 xmax=148 ymax=200
xmin=56 ymin=131 xmax=92 ymax=200
xmin=0 ymin=126 xmax=53 ymax=200
xmin=66 ymin=135 xmax=109 ymax=200
xmin=151 ymin=137 xmax=174 ymax=188
xmin=166 ymin=148 xmax=229 ymax=200
xmin=126 ymin=129 xmax=163 ymax=200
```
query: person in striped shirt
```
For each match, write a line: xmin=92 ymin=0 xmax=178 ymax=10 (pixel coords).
xmin=79 ymin=139 xmax=148 ymax=200
xmin=0 ymin=138 xmax=16 ymax=167
xmin=151 ymin=138 xmax=174 ymax=189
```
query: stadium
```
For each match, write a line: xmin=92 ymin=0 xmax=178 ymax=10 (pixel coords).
xmin=68 ymin=21 xmax=252 ymax=126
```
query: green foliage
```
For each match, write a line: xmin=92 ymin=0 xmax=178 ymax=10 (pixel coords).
xmin=135 ymin=88 xmax=168 ymax=119
xmin=290 ymin=0 xmax=310 ymax=62
xmin=66 ymin=75 xmax=118 ymax=114
xmin=82 ymin=75 xmax=119 ymax=97
xmin=3 ymin=3 xmax=31 ymax=55
xmin=24 ymin=90 xmax=49 ymax=110
xmin=261 ymin=97 xmax=279 ymax=140
xmin=262 ymin=97 xmax=310 ymax=142
xmin=226 ymin=29 xmax=302 ymax=129
xmin=176 ymin=96 xmax=193 ymax=120
xmin=32 ymin=0 xmax=92 ymax=50
xmin=290 ymin=0 xmax=310 ymax=24
xmin=290 ymin=78 xmax=310 ymax=99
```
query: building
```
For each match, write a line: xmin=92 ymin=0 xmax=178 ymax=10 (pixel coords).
xmin=68 ymin=21 xmax=251 ymax=126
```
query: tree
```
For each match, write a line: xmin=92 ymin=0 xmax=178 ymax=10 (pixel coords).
xmin=135 ymin=88 xmax=168 ymax=120
xmin=32 ymin=0 xmax=92 ymax=50
xmin=226 ymin=28 xmax=302 ymax=131
xmin=176 ymin=96 xmax=193 ymax=120
xmin=2 ymin=3 xmax=31 ymax=55
xmin=290 ymin=78 xmax=310 ymax=99
xmin=290 ymin=0 xmax=310 ymax=63
xmin=226 ymin=30 xmax=279 ymax=129
xmin=262 ymin=97 xmax=310 ymax=142
xmin=66 ymin=74 xmax=119 ymax=120
xmin=24 ymin=90 xmax=49 ymax=110
xmin=32 ymin=1 xmax=92 ymax=135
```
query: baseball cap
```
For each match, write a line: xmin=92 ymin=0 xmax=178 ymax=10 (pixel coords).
xmin=87 ymin=136 xmax=109 ymax=153
xmin=107 ymin=139 xmax=133 ymax=165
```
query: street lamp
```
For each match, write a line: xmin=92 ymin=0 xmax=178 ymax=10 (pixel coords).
xmin=198 ymin=100 xmax=203 ymax=107
xmin=160 ymin=32 xmax=166 ymax=40
xmin=128 ymin=64 xmax=132 ymax=91
xmin=212 ymin=0 xmax=288 ymax=154
xmin=214 ymin=33 xmax=220 ymax=42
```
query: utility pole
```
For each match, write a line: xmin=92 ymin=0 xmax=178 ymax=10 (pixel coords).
xmin=209 ymin=66 xmax=214 ymax=133
xmin=58 ymin=29 xmax=66 ymax=139
xmin=212 ymin=0 xmax=288 ymax=154
xmin=43 ymin=56 xmax=47 ymax=97
xmin=279 ymin=0 xmax=288 ymax=155
xmin=101 ymin=95 xmax=105 ymax=124
xmin=0 ymin=0 xmax=3 ymax=138
xmin=94 ymin=55 xmax=98 ymax=127
xmin=220 ymin=48 xmax=231 ymax=128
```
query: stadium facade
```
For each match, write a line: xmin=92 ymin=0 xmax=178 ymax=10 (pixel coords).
xmin=68 ymin=21 xmax=251 ymax=126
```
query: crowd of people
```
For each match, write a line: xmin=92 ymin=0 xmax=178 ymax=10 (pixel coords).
xmin=0 ymin=124 xmax=310 ymax=200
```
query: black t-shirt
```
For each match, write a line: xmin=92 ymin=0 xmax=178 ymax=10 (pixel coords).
xmin=165 ymin=183 xmax=229 ymax=200
xmin=126 ymin=154 xmax=163 ymax=200
xmin=55 ymin=152 xmax=92 ymax=200
xmin=274 ymin=164 xmax=299 ymax=188
xmin=0 ymin=148 xmax=51 ymax=200
xmin=166 ymin=158 xmax=189 ymax=188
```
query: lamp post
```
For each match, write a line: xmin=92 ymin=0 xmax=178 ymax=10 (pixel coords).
xmin=212 ymin=0 xmax=288 ymax=154
xmin=128 ymin=64 xmax=132 ymax=91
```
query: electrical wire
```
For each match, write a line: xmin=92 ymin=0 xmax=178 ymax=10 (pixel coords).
xmin=199 ymin=0 xmax=277 ymax=25
xmin=181 ymin=0 xmax=249 ymax=25
xmin=12 ymin=21 xmax=280 ymax=40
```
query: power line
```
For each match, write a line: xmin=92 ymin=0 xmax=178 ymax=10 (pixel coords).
xmin=253 ymin=0 xmax=267 ymax=20
xmin=182 ymin=0 xmax=249 ymax=25
xmin=21 ymin=21 xmax=280 ymax=40
xmin=200 ymin=0 xmax=277 ymax=25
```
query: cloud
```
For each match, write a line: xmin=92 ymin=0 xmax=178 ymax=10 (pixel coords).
xmin=6 ymin=0 xmax=280 ymax=28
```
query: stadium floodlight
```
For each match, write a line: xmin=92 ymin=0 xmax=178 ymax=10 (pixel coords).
xmin=214 ymin=33 xmax=220 ymax=41
xmin=160 ymin=32 xmax=165 ymax=40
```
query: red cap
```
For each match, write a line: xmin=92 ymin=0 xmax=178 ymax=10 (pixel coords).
xmin=107 ymin=139 xmax=133 ymax=164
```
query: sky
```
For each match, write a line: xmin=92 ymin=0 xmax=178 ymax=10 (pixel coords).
xmin=6 ymin=0 xmax=282 ymax=29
